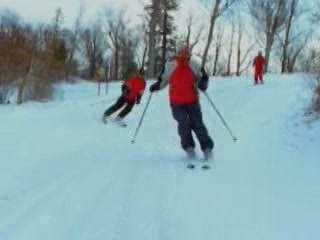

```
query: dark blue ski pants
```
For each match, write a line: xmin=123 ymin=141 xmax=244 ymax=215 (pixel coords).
xmin=171 ymin=101 xmax=214 ymax=152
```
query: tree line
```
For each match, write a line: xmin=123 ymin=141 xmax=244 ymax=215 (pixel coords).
xmin=0 ymin=0 xmax=319 ymax=104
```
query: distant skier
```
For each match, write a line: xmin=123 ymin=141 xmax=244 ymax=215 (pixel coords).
xmin=252 ymin=51 xmax=266 ymax=85
xmin=102 ymin=68 xmax=145 ymax=126
xmin=95 ymin=65 xmax=106 ymax=82
xmin=149 ymin=45 xmax=214 ymax=160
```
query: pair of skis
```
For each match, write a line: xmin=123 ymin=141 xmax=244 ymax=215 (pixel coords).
xmin=185 ymin=149 xmax=213 ymax=170
xmin=102 ymin=116 xmax=127 ymax=127
xmin=102 ymin=117 xmax=212 ymax=170
xmin=186 ymin=159 xmax=211 ymax=170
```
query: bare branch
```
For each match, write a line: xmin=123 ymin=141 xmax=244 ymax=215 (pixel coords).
xmin=201 ymin=0 xmax=239 ymax=68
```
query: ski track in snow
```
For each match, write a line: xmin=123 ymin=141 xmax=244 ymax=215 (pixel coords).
xmin=1 ymin=74 xmax=320 ymax=240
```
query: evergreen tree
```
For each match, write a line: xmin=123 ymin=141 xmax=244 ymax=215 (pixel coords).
xmin=144 ymin=0 xmax=178 ymax=77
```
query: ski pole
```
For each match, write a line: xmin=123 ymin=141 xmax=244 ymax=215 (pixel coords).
xmin=131 ymin=93 xmax=153 ymax=144
xmin=203 ymin=92 xmax=238 ymax=142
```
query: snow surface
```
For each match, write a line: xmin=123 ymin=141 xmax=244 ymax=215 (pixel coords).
xmin=0 ymin=74 xmax=320 ymax=240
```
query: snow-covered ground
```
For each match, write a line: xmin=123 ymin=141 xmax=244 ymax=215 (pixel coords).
xmin=0 ymin=74 xmax=319 ymax=240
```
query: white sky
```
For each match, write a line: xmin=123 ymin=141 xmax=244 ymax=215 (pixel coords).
xmin=0 ymin=0 xmax=142 ymax=27
xmin=0 ymin=0 xmax=203 ymax=28
xmin=0 ymin=0 xmax=251 ymax=69
xmin=1 ymin=0 xmax=315 ymax=70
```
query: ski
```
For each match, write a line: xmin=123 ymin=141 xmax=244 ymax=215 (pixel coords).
xmin=113 ymin=121 xmax=127 ymax=127
xmin=201 ymin=164 xmax=211 ymax=170
xmin=186 ymin=163 xmax=196 ymax=169
xmin=186 ymin=163 xmax=211 ymax=170
xmin=102 ymin=116 xmax=127 ymax=127
xmin=184 ymin=151 xmax=213 ymax=170
xmin=185 ymin=160 xmax=211 ymax=170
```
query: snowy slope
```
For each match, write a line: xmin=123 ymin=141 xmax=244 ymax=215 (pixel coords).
xmin=0 ymin=74 xmax=319 ymax=240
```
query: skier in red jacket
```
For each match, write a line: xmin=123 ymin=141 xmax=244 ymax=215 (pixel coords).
xmin=149 ymin=46 xmax=214 ymax=161
xmin=102 ymin=69 xmax=145 ymax=126
xmin=252 ymin=51 xmax=266 ymax=85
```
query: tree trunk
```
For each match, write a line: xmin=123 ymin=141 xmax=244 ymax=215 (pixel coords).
xmin=89 ymin=57 xmax=96 ymax=79
xmin=201 ymin=12 xmax=217 ymax=68
xmin=147 ymin=1 xmax=159 ymax=78
xmin=226 ymin=24 xmax=235 ymax=76
xmin=236 ymin=21 xmax=242 ymax=76
xmin=141 ymin=44 xmax=148 ymax=70
xmin=201 ymin=0 xmax=229 ymax=68
xmin=281 ymin=0 xmax=296 ymax=73
xmin=17 ymin=57 xmax=33 ymax=105
xmin=264 ymin=38 xmax=273 ymax=73
xmin=212 ymin=27 xmax=223 ymax=76
xmin=212 ymin=42 xmax=220 ymax=76
xmin=161 ymin=8 xmax=168 ymax=67
xmin=114 ymin=44 xmax=119 ymax=80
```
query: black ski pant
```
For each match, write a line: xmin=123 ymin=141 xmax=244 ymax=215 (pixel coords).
xmin=171 ymin=101 xmax=214 ymax=152
xmin=104 ymin=96 xmax=135 ymax=119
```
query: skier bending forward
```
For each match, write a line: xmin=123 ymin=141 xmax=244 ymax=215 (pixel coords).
xmin=102 ymin=69 xmax=145 ymax=126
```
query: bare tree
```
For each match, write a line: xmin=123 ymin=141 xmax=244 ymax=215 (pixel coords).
xmin=0 ymin=9 xmax=66 ymax=104
xmin=271 ymin=0 xmax=312 ymax=73
xmin=225 ymin=19 xmax=235 ymax=76
xmin=119 ymin=30 xmax=139 ymax=79
xmin=65 ymin=4 xmax=85 ymax=79
xmin=15 ymin=25 xmax=66 ymax=104
xmin=276 ymin=30 xmax=310 ymax=73
xmin=249 ymin=0 xmax=288 ymax=72
xmin=312 ymin=1 xmax=320 ymax=23
xmin=278 ymin=0 xmax=300 ymax=73
xmin=184 ymin=12 xmax=204 ymax=54
xmin=52 ymin=8 xmax=64 ymax=41
xmin=0 ymin=9 xmax=24 ymax=103
xmin=235 ymin=17 xmax=254 ymax=76
xmin=104 ymin=9 xmax=128 ymax=80
xmin=200 ymin=0 xmax=238 ymax=68
xmin=212 ymin=26 xmax=224 ymax=76
xmin=137 ymin=20 xmax=149 ymax=70
xmin=297 ymin=47 xmax=318 ymax=72
xmin=80 ymin=23 xmax=104 ymax=79
xmin=286 ymin=35 xmax=310 ymax=72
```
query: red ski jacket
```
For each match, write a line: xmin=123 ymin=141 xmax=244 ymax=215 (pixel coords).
xmin=123 ymin=77 xmax=145 ymax=102
xmin=169 ymin=61 xmax=197 ymax=105
xmin=252 ymin=55 xmax=265 ymax=73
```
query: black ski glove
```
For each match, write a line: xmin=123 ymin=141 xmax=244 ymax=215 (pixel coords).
xmin=136 ymin=93 xmax=142 ymax=104
xmin=121 ymin=84 xmax=130 ymax=96
xmin=150 ymin=84 xmax=159 ymax=92
xmin=198 ymin=67 xmax=209 ymax=92
xmin=149 ymin=77 xmax=161 ymax=92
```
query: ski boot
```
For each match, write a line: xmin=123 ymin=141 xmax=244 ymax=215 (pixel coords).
xmin=203 ymin=148 xmax=213 ymax=161
xmin=185 ymin=147 xmax=196 ymax=169
xmin=186 ymin=147 xmax=196 ymax=159
xmin=114 ymin=116 xmax=127 ymax=127
xmin=102 ymin=113 xmax=109 ymax=124
xmin=202 ymin=148 xmax=213 ymax=170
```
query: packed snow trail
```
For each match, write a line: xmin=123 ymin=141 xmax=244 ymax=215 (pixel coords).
xmin=0 ymin=74 xmax=319 ymax=240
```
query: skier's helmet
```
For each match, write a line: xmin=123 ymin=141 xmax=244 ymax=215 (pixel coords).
xmin=176 ymin=44 xmax=191 ymax=62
